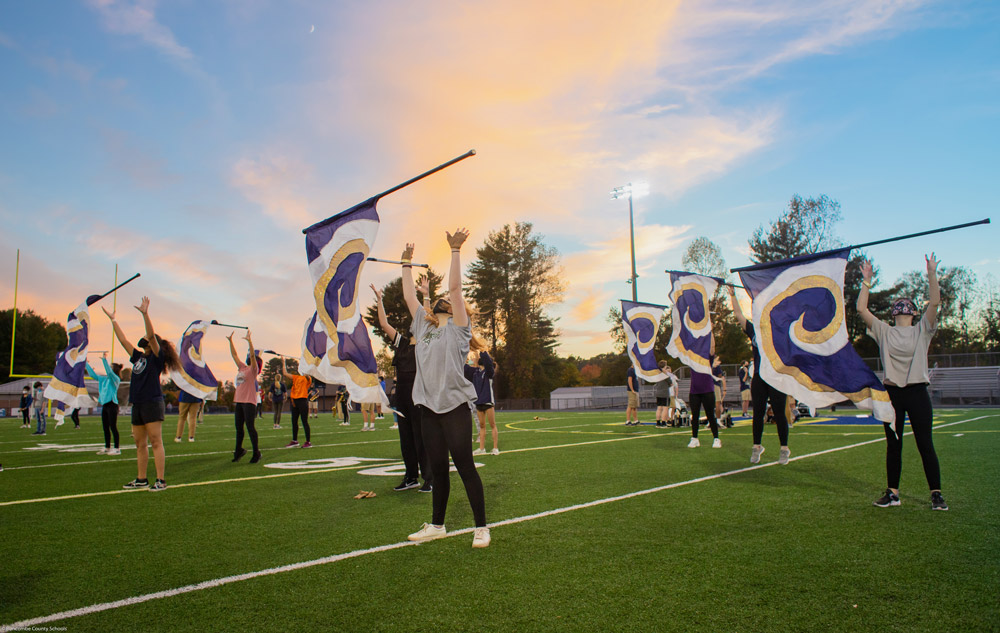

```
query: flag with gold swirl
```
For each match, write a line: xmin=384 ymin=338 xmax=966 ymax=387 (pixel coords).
xmin=44 ymin=301 xmax=97 ymax=409
xmin=169 ymin=320 xmax=219 ymax=400
xmin=666 ymin=271 xmax=719 ymax=375
xmin=621 ymin=300 xmax=667 ymax=383
xmin=738 ymin=249 xmax=895 ymax=428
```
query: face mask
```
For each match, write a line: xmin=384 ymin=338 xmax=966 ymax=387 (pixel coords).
xmin=432 ymin=299 xmax=452 ymax=315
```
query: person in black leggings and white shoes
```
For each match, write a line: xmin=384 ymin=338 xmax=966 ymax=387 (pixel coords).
xmin=401 ymin=230 xmax=490 ymax=548
xmin=687 ymin=334 xmax=721 ymax=448
xmin=858 ymin=254 xmax=947 ymax=510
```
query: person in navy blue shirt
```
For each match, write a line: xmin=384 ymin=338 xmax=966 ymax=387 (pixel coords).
xmin=625 ymin=366 xmax=639 ymax=426
xmin=466 ymin=350 xmax=498 ymax=455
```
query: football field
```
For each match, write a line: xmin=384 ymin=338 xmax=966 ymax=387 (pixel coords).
xmin=1 ymin=409 xmax=998 ymax=632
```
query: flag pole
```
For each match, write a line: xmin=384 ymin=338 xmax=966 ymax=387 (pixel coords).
xmin=367 ymin=257 xmax=430 ymax=268
xmin=665 ymin=270 xmax=746 ymax=291
xmin=302 ymin=150 xmax=477 ymax=234
xmin=86 ymin=273 xmax=140 ymax=305
xmin=210 ymin=320 xmax=249 ymax=330
xmin=9 ymin=249 xmax=19 ymax=377
xmin=730 ymin=218 xmax=991 ymax=273
xmin=111 ymin=264 xmax=118 ymax=364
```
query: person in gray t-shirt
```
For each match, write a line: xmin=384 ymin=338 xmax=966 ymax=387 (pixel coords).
xmin=401 ymin=230 xmax=490 ymax=548
xmin=858 ymin=254 xmax=947 ymax=511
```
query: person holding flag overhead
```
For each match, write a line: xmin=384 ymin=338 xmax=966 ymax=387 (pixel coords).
xmin=103 ymin=297 xmax=180 ymax=491
xmin=228 ymin=330 xmax=263 ymax=463
xmin=85 ymin=352 xmax=122 ymax=455
xmin=281 ymin=357 xmax=312 ymax=448
xmin=401 ymin=231 xmax=490 ymax=548
xmin=687 ymin=333 xmax=722 ymax=448
xmin=858 ymin=255 xmax=947 ymax=511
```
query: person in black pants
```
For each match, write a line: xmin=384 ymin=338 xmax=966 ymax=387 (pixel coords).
xmin=228 ymin=331 xmax=262 ymax=463
xmin=858 ymin=254 xmax=947 ymax=510
xmin=280 ymin=358 xmax=312 ymax=448
xmin=20 ymin=387 xmax=31 ymax=428
xmin=371 ymin=283 xmax=432 ymax=492
xmin=728 ymin=286 xmax=791 ymax=465
xmin=269 ymin=376 xmax=287 ymax=429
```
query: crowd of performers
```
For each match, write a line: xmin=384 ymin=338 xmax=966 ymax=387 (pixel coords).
xmin=626 ymin=254 xmax=948 ymax=511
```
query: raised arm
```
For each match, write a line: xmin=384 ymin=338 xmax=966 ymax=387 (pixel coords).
xmin=727 ymin=285 xmax=747 ymax=329
xmin=245 ymin=330 xmax=257 ymax=374
xmin=926 ymin=253 xmax=940 ymax=329
xmin=400 ymin=243 xmax=420 ymax=318
xmin=856 ymin=259 xmax=876 ymax=329
xmin=446 ymin=228 xmax=470 ymax=328
xmin=85 ymin=361 xmax=99 ymax=382
xmin=419 ymin=275 xmax=432 ymax=313
xmin=280 ymin=357 xmax=294 ymax=381
xmin=102 ymin=306 xmax=136 ymax=356
xmin=480 ymin=351 xmax=495 ymax=379
xmin=370 ymin=284 xmax=397 ymax=340
xmin=227 ymin=332 xmax=241 ymax=367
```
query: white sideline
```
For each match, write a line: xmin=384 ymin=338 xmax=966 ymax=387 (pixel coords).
xmin=0 ymin=414 xmax=990 ymax=632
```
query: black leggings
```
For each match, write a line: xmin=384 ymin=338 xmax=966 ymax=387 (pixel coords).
xmin=420 ymin=405 xmax=486 ymax=527
xmin=70 ymin=408 xmax=80 ymax=427
xmin=751 ymin=375 xmax=789 ymax=446
xmin=272 ymin=400 xmax=283 ymax=426
xmin=396 ymin=378 xmax=430 ymax=482
xmin=290 ymin=398 xmax=310 ymax=442
xmin=102 ymin=403 xmax=120 ymax=449
xmin=689 ymin=391 xmax=718 ymax=439
xmin=234 ymin=403 xmax=259 ymax=453
xmin=884 ymin=384 xmax=940 ymax=491
xmin=22 ymin=407 xmax=30 ymax=425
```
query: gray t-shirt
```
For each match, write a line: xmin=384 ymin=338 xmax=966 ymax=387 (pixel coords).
xmin=410 ymin=306 xmax=477 ymax=414
xmin=867 ymin=313 xmax=937 ymax=386
xmin=653 ymin=373 xmax=676 ymax=398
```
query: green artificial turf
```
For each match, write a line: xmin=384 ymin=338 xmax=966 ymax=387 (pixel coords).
xmin=1 ymin=409 xmax=997 ymax=632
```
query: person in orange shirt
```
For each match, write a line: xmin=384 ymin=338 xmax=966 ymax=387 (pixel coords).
xmin=281 ymin=357 xmax=313 ymax=448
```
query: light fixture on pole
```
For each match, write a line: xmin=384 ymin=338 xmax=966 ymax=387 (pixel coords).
xmin=611 ymin=182 xmax=649 ymax=301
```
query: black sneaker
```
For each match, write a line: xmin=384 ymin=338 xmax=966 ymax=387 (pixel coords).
xmin=419 ymin=481 xmax=433 ymax=493
xmin=232 ymin=448 xmax=248 ymax=463
xmin=249 ymin=451 xmax=262 ymax=464
xmin=873 ymin=488 xmax=900 ymax=507
xmin=931 ymin=491 xmax=949 ymax=511
xmin=394 ymin=478 xmax=420 ymax=491
xmin=123 ymin=478 xmax=149 ymax=489
xmin=149 ymin=479 xmax=167 ymax=492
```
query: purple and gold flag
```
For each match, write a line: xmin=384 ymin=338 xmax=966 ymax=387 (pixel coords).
xmin=169 ymin=320 xmax=218 ymax=401
xmin=621 ymin=300 xmax=667 ymax=383
xmin=738 ymin=249 xmax=895 ymax=428
xmin=44 ymin=301 xmax=97 ymax=409
xmin=666 ymin=271 xmax=719 ymax=375
xmin=302 ymin=199 xmax=387 ymax=405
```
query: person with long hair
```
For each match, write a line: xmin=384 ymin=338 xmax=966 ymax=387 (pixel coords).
xmin=467 ymin=350 xmax=499 ymax=455
xmin=687 ymin=333 xmax=721 ymax=448
xmin=858 ymin=254 xmax=947 ymax=510
xmin=280 ymin=357 xmax=312 ymax=447
xmin=175 ymin=389 xmax=201 ymax=443
xmin=269 ymin=375 xmax=288 ymax=430
xmin=229 ymin=330 xmax=263 ymax=462
xmin=402 ymin=230 xmax=490 ymax=548
xmin=30 ymin=381 xmax=46 ymax=435
xmin=103 ymin=297 xmax=180 ymax=490
xmin=728 ymin=286 xmax=791 ymax=465
xmin=86 ymin=352 xmax=122 ymax=455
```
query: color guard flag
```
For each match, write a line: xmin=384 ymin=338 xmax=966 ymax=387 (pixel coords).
xmin=666 ymin=271 xmax=719 ymax=375
xmin=302 ymin=199 xmax=388 ymax=405
xmin=169 ymin=320 xmax=219 ymax=401
xmin=620 ymin=300 xmax=667 ymax=383
xmin=44 ymin=301 xmax=97 ymax=409
xmin=738 ymin=249 xmax=895 ymax=428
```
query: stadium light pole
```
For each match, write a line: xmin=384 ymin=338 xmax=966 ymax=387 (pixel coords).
xmin=611 ymin=182 xmax=649 ymax=301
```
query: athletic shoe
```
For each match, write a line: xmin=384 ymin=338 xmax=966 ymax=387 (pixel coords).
xmin=419 ymin=481 xmax=433 ymax=493
xmin=491 ymin=448 xmax=500 ymax=456
xmin=873 ymin=489 xmax=901 ymax=507
xmin=687 ymin=437 xmax=700 ymax=448
xmin=473 ymin=448 xmax=486 ymax=455
xmin=340 ymin=422 xmax=350 ymax=426
xmin=188 ymin=437 xmax=195 ymax=442
xmin=472 ymin=527 xmax=491 ymax=548
xmin=394 ymin=479 xmax=420 ymax=491
xmin=96 ymin=448 xmax=109 ymax=455
xmin=273 ymin=424 xmax=280 ymax=430
xmin=750 ymin=445 xmax=765 ymax=464
xmin=407 ymin=523 xmax=447 ymax=542
xmin=302 ymin=441 xmax=312 ymax=448
xmin=931 ymin=491 xmax=949 ymax=511
xmin=249 ymin=451 xmax=262 ymax=464
xmin=174 ymin=437 xmax=182 ymax=443
xmin=232 ymin=448 xmax=248 ymax=463
xmin=779 ymin=447 xmax=791 ymax=465
xmin=74 ymin=425 xmax=80 ymax=429
xmin=712 ymin=438 xmax=722 ymax=448
xmin=390 ymin=424 xmax=398 ymax=430
xmin=149 ymin=479 xmax=167 ymax=492
xmin=20 ymin=424 xmax=28 ymax=428
xmin=123 ymin=479 xmax=149 ymax=489
xmin=285 ymin=441 xmax=300 ymax=448
xmin=108 ymin=448 xmax=121 ymax=455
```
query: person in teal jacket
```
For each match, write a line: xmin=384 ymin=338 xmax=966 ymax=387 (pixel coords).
xmin=86 ymin=352 xmax=123 ymax=455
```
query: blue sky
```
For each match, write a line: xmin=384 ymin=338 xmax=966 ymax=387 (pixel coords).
xmin=1 ymin=0 xmax=998 ymax=372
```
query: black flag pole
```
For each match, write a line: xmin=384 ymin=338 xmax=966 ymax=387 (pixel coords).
xmin=730 ymin=218 xmax=991 ymax=273
xmin=302 ymin=149 xmax=477 ymax=235
xmin=210 ymin=320 xmax=249 ymax=330
xmin=665 ymin=270 xmax=746 ymax=291
xmin=86 ymin=273 xmax=140 ymax=306
xmin=367 ymin=257 xmax=430 ymax=268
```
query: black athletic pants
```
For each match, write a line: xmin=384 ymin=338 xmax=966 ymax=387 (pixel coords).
xmin=884 ymin=384 xmax=941 ymax=491
xmin=290 ymin=398 xmax=310 ymax=442
xmin=272 ymin=399 xmax=283 ymax=426
xmin=751 ymin=375 xmax=789 ymax=446
xmin=21 ymin=408 xmax=30 ymax=426
xmin=339 ymin=399 xmax=349 ymax=423
xmin=396 ymin=377 xmax=430 ymax=483
xmin=689 ymin=391 xmax=719 ymax=439
xmin=420 ymin=405 xmax=486 ymax=527
xmin=70 ymin=408 xmax=80 ymax=427
xmin=234 ymin=403 xmax=259 ymax=454
xmin=102 ymin=403 xmax=120 ymax=449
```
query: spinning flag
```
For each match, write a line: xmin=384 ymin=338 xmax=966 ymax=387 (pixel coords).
xmin=738 ymin=249 xmax=895 ymax=428
xmin=169 ymin=320 xmax=219 ymax=400
xmin=666 ymin=271 xmax=719 ymax=375
xmin=302 ymin=198 xmax=388 ymax=405
xmin=620 ymin=300 xmax=667 ymax=383
xmin=44 ymin=301 xmax=97 ymax=409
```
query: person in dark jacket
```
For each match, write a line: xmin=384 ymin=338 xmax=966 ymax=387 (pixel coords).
xmin=466 ymin=350 xmax=498 ymax=455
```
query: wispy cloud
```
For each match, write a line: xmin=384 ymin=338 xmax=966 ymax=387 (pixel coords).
xmin=86 ymin=0 xmax=194 ymax=61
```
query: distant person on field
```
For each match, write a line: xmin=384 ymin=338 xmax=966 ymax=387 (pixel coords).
xmin=86 ymin=352 xmax=122 ymax=454
xmin=281 ymin=357 xmax=312 ymax=448
xmin=175 ymin=388 xmax=201 ymax=443
xmin=625 ymin=365 xmax=640 ymax=426
xmin=712 ymin=356 xmax=726 ymax=421
xmin=228 ymin=330 xmax=262 ymax=463
xmin=269 ymin=375 xmax=288 ymax=430
xmin=467 ymin=349 xmax=498 ymax=455
xmin=20 ymin=386 xmax=32 ymax=429
xmin=308 ymin=384 xmax=320 ymax=419
xmin=738 ymin=361 xmax=751 ymax=417
xmin=653 ymin=361 xmax=677 ymax=428
xmin=334 ymin=384 xmax=350 ymax=425
xmin=30 ymin=381 xmax=46 ymax=435
xmin=688 ymin=334 xmax=721 ymax=449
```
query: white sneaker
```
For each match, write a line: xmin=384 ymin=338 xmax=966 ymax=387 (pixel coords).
xmin=188 ymin=437 xmax=195 ymax=442
xmin=473 ymin=448 xmax=486 ymax=455
xmin=750 ymin=445 xmax=765 ymax=464
xmin=390 ymin=424 xmax=398 ymax=430
xmin=96 ymin=448 xmax=108 ymax=455
xmin=491 ymin=448 xmax=500 ymax=456
xmin=340 ymin=422 xmax=350 ymax=426
xmin=408 ymin=523 xmax=447 ymax=542
xmin=712 ymin=438 xmax=722 ymax=448
xmin=472 ymin=527 xmax=491 ymax=548
xmin=779 ymin=447 xmax=791 ymax=465
xmin=687 ymin=437 xmax=700 ymax=448
xmin=109 ymin=448 xmax=121 ymax=455
xmin=174 ymin=437 xmax=182 ymax=443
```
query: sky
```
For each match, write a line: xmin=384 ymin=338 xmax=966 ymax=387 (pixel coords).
xmin=1 ymin=0 xmax=998 ymax=376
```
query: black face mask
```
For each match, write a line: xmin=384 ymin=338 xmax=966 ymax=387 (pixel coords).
xmin=432 ymin=299 xmax=452 ymax=315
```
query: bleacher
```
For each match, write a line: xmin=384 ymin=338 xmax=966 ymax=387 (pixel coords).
xmin=926 ymin=366 xmax=1000 ymax=406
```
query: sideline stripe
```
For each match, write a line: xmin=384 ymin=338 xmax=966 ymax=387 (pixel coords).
xmin=1 ymin=414 xmax=989 ymax=632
